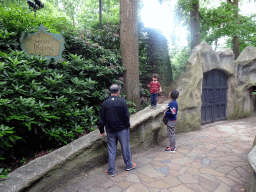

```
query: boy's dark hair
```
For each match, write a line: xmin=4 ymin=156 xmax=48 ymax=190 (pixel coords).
xmin=152 ymin=73 xmax=159 ymax=78
xmin=170 ymin=90 xmax=179 ymax=100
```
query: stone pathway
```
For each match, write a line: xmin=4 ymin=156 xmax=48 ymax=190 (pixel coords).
xmin=55 ymin=116 xmax=256 ymax=192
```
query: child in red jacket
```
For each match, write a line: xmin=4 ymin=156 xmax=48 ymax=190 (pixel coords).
xmin=147 ymin=73 xmax=162 ymax=109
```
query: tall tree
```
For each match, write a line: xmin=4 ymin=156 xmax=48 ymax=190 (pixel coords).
xmin=99 ymin=0 xmax=102 ymax=28
xmin=59 ymin=0 xmax=82 ymax=26
xmin=190 ymin=0 xmax=200 ymax=50
xmin=227 ymin=0 xmax=240 ymax=59
xmin=120 ymin=0 xmax=140 ymax=109
xmin=199 ymin=1 xmax=256 ymax=55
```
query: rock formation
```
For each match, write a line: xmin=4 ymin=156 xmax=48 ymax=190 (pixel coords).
xmin=175 ymin=41 xmax=256 ymax=133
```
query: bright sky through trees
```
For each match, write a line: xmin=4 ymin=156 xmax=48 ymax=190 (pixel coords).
xmin=205 ymin=0 xmax=256 ymax=16
xmin=140 ymin=0 xmax=188 ymax=47
xmin=140 ymin=0 xmax=256 ymax=49
xmin=240 ymin=2 xmax=256 ymax=16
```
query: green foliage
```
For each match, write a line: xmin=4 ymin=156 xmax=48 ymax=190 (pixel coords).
xmin=0 ymin=48 xmax=123 ymax=170
xmin=0 ymin=3 xmax=72 ymax=40
xmin=0 ymin=10 xmax=124 ymax=173
xmin=76 ymin=0 xmax=120 ymax=29
xmin=0 ymin=124 xmax=22 ymax=149
xmin=0 ymin=124 xmax=21 ymax=178
xmin=0 ymin=168 xmax=11 ymax=179
xmin=89 ymin=23 xmax=120 ymax=49
xmin=0 ymin=27 xmax=19 ymax=50
xmin=170 ymin=46 xmax=191 ymax=80
xmin=200 ymin=2 xmax=256 ymax=51
xmin=126 ymin=101 xmax=137 ymax=114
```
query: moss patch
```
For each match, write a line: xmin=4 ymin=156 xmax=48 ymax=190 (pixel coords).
xmin=227 ymin=102 xmax=253 ymax=120
xmin=252 ymin=136 xmax=256 ymax=148
xmin=176 ymin=112 xmax=201 ymax=133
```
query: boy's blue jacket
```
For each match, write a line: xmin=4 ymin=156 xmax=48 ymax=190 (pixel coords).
xmin=165 ymin=100 xmax=178 ymax=121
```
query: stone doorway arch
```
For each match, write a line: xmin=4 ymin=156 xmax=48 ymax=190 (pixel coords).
xmin=201 ymin=69 xmax=228 ymax=124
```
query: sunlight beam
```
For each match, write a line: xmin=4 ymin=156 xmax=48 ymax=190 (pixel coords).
xmin=140 ymin=0 xmax=188 ymax=47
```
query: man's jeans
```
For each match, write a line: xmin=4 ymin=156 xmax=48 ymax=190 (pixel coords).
xmin=150 ymin=93 xmax=158 ymax=106
xmin=107 ymin=128 xmax=133 ymax=174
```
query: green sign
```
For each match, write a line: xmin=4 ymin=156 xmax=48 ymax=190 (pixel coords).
xmin=20 ymin=24 xmax=65 ymax=64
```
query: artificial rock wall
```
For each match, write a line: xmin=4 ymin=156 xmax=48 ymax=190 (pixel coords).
xmin=175 ymin=41 xmax=256 ymax=133
xmin=234 ymin=46 xmax=256 ymax=116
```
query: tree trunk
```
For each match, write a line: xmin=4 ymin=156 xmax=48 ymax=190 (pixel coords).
xmin=72 ymin=16 xmax=75 ymax=26
xmin=233 ymin=35 xmax=240 ymax=60
xmin=99 ymin=0 xmax=102 ymax=29
xmin=190 ymin=0 xmax=200 ymax=50
xmin=120 ymin=0 xmax=140 ymax=109
xmin=227 ymin=0 xmax=240 ymax=59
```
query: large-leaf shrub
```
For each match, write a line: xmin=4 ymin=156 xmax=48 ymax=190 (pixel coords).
xmin=0 ymin=5 xmax=124 ymax=171
xmin=0 ymin=48 xmax=123 ymax=166
xmin=0 ymin=4 xmax=72 ymax=36
xmin=0 ymin=3 xmax=72 ymax=52
xmin=0 ymin=4 xmax=140 ymax=178
xmin=89 ymin=23 xmax=120 ymax=50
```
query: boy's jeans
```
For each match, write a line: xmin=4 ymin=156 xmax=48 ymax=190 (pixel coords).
xmin=167 ymin=120 xmax=176 ymax=148
xmin=107 ymin=128 xmax=133 ymax=174
xmin=150 ymin=93 xmax=158 ymax=106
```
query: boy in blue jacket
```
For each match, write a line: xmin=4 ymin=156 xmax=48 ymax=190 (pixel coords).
xmin=164 ymin=90 xmax=179 ymax=152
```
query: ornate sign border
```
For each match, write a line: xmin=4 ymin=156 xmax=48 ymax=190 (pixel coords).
xmin=20 ymin=24 xmax=65 ymax=64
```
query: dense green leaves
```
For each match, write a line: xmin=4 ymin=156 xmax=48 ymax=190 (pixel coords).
xmin=0 ymin=48 xmax=122 ymax=170
xmin=199 ymin=2 xmax=256 ymax=51
xmin=0 ymin=3 xmax=72 ymax=44
xmin=0 ymin=3 xmax=125 ymax=174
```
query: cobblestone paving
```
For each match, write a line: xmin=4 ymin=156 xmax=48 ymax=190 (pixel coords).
xmin=55 ymin=116 xmax=256 ymax=192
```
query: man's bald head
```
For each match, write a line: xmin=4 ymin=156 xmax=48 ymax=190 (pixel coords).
xmin=110 ymin=84 xmax=120 ymax=94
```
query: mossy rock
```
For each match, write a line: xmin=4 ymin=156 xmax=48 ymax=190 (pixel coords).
xmin=176 ymin=112 xmax=201 ymax=133
xmin=227 ymin=102 xmax=253 ymax=120
xmin=253 ymin=135 xmax=256 ymax=148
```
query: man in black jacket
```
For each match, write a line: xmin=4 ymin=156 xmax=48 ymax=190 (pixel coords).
xmin=99 ymin=84 xmax=136 ymax=176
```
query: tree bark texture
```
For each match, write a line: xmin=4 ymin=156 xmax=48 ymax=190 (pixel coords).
xmin=190 ymin=0 xmax=200 ymax=50
xmin=120 ymin=0 xmax=140 ymax=108
xmin=227 ymin=0 xmax=240 ymax=59
xmin=99 ymin=0 xmax=102 ymax=29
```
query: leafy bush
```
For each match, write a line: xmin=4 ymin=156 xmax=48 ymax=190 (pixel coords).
xmin=0 ymin=4 xmax=135 ymax=177
xmin=0 ymin=4 xmax=72 ymax=37
xmin=89 ymin=23 xmax=120 ymax=50
xmin=0 ymin=124 xmax=21 ymax=178
xmin=0 ymin=48 xmax=123 ymax=161
xmin=0 ymin=27 xmax=19 ymax=51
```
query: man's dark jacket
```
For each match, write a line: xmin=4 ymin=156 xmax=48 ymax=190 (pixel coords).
xmin=99 ymin=96 xmax=130 ymax=133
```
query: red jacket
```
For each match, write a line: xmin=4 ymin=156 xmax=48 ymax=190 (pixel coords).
xmin=149 ymin=81 xmax=161 ymax=93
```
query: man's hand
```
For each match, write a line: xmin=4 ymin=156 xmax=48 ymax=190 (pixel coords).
xmin=100 ymin=133 xmax=104 ymax=136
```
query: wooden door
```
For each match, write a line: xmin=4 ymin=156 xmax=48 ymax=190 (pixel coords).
xmin=201 ymin=70 xmax=228 ymax=124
